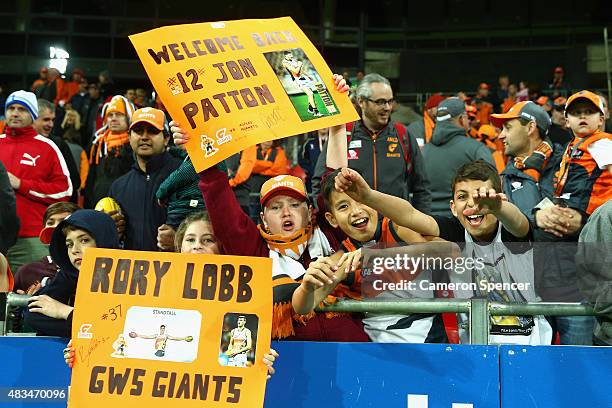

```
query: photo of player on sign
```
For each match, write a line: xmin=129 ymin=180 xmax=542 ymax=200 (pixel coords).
xmin=219 ymin=313 xmax=259 ymax=368
xmin=129 ymin=324 xmax=194 ymax=357
xmin=121 ymin=306 xmax=201 ymax=362
xmin=264 ymin=48 xmax=339 ymax=121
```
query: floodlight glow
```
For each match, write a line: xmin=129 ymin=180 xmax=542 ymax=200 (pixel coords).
xmin=49 ymin=46 xmax=70 ymax=74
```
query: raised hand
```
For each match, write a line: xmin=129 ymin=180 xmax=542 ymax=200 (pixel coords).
xmin=334 ymin=167 xmax=372 ymax=203
xmin=170 ymin=120 xmax=189 ymax=148
xmin=332 ymin=74 xmax=349 ymax=93
xmin=463 ymin=187 xmax=507 ymax=216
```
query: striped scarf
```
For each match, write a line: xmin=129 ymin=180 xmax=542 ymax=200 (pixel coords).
xmin=514 ymin=139 xmax=552 ymax=182
xmin=89 ymin=129 xmax=129 ymax=165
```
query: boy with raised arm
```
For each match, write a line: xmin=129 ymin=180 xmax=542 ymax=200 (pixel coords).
xmin=171 ymin=75 xmax=368 ymax=342
xmin=292 ymin=110 xmax=453 ymax=343
xmin=334 ymin=161 xmax=552 ymax=345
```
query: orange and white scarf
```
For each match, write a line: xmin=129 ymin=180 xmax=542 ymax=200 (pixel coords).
xmin=259 ymin=224 xmax=334 ymax=339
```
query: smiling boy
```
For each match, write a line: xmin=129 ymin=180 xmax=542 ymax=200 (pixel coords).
xmin=310 ymin=119 xmax=448 ymax=343
xmin=335 ymin=161 xmax=553 ymax=344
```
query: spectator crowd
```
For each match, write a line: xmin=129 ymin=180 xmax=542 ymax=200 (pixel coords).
xmin=0 ymin=64 xmax=611 ymax=348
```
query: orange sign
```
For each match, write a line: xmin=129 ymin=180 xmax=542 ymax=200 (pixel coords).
xmin=129 ymin=17 xmax=359 ymax=171
xmin=68 ymin=248 xmax=272 ymax=408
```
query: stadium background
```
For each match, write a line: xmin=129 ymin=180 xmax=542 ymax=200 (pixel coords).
xmin=1 ymin=0 xmax=611 ymax=100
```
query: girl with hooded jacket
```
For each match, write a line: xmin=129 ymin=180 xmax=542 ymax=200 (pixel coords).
xmin=24 ymin=209 xmax=120 ymax=337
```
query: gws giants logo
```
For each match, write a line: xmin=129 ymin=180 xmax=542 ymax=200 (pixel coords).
xmin=78 ymin=323 xmax=93 ymax=339
xmin=215 ymin=128 xmax=232 ymax=145
xmin=138 ymin=107 xmax=157 ymax=119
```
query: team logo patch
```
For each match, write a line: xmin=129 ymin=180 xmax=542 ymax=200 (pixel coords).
xmin=511 ymin=181 xmax=523 ymax=192
xmin=215 ymin=128 xmax=232 ymax=145
xmin=348 ymin=149 xmax=359 ymax=160
xmin=78 ymin=323 xmax=93 ymax=339
xmin=388 ymin=143 xmax=398 ymax=153
xmin=570 ymin=150 xmax=584 ymax=159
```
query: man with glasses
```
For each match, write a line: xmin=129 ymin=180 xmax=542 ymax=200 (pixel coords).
xmin=313 ymin=73 xmax=431 ymax=213
xmin=108 ymin=108 xmax=181 ymax=251
xmin=423 ymin=97 xmax=494 ymax=217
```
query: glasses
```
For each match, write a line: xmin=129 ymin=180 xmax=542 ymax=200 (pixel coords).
xmin=365 ymin=98 xmax=394 ymax=107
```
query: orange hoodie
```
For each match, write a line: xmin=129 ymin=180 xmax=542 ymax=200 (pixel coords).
xmin=229 ymin=145 xmax=257 ymax=187
xmin=424 ymin=111 xmax=435 ymax=143
xmin=252 ymin=146 xmax=289 ymax=176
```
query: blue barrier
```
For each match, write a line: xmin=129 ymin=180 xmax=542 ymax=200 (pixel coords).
xmin=1 ymin=338 xmax=611 ymax=407
xmin=0 ymin=337 xmax=70 ymax=408
xmin=264 ymin=342 xmax=500 ymax=408
xmin=500 ymin=345 xmax=612 ymax=408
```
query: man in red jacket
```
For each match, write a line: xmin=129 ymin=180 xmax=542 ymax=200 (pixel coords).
xmin=0 ymin=90 xmax=73 ymax=272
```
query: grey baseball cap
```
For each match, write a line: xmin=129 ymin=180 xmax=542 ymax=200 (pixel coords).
xmin=436 ymin=97 xmax=466 ymax=121
xmin=490 ymin=101 xmax=551 ymax=135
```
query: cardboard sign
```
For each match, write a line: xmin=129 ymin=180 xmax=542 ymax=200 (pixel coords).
xmin=129 ymin=17 xmax=359 ymax=171
xmin=68 ymin=248 xmax=272 ymax=408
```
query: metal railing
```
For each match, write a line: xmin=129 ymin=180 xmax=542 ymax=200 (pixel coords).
xmin=4 ymin=292 xmax=598 ymax=344
xmin=319 ymin=298 xmax=596 ymax=345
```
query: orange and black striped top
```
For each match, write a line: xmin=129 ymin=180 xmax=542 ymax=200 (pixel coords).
xmin=554 ymin=131 xmax=612 ymax=215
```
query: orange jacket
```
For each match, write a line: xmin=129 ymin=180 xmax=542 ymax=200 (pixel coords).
xmin=476 ymin=101 xmax=493 ymax=125
xmin=79 ymin=150 xmax=90 ymax=190
xmin=252 ymin=146 xmax=289 ymax=176
xmin=492 ymin=150 xmax=506 ymax=173
xmin=228 ymin=145 xmax=257 ymax=187
xmin=554 ymin=131 xmax=612 ymax=214
xmin=424 ymin=111 xmax=435 ymax=143
xmin=502 ymin=98 xmax=516 ymax=113
xmin=60 ymin=81 xmax=81 ymax=106
xmin=30 ymin=79 xmax=45 ymax=92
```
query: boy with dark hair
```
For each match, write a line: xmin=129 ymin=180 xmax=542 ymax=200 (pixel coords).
xmin=537 ymin=90 xmax=612 ymax=235
xmin=530 ymin=90 xmax=612 ymax=345
xmin=334 ymin=161 xmax=553 ymax=344
xmin=317 ymin=169 xmax=449 ymax=343
xmin=297 ymin=118 xmax=450 ymax=343
xmin=14 ymin=201 xmax=80 ymax=295
xmin=24 ymin=209 xmax=120 ymax=337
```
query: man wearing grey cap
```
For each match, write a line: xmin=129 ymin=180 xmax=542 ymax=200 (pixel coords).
xmin=423 ymin=97 xmax=494 ymax=217
xmin=491 ymin=100 xmax=561 ymax=219
xmin=491 ymin=101 xmax=594 ymax=346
